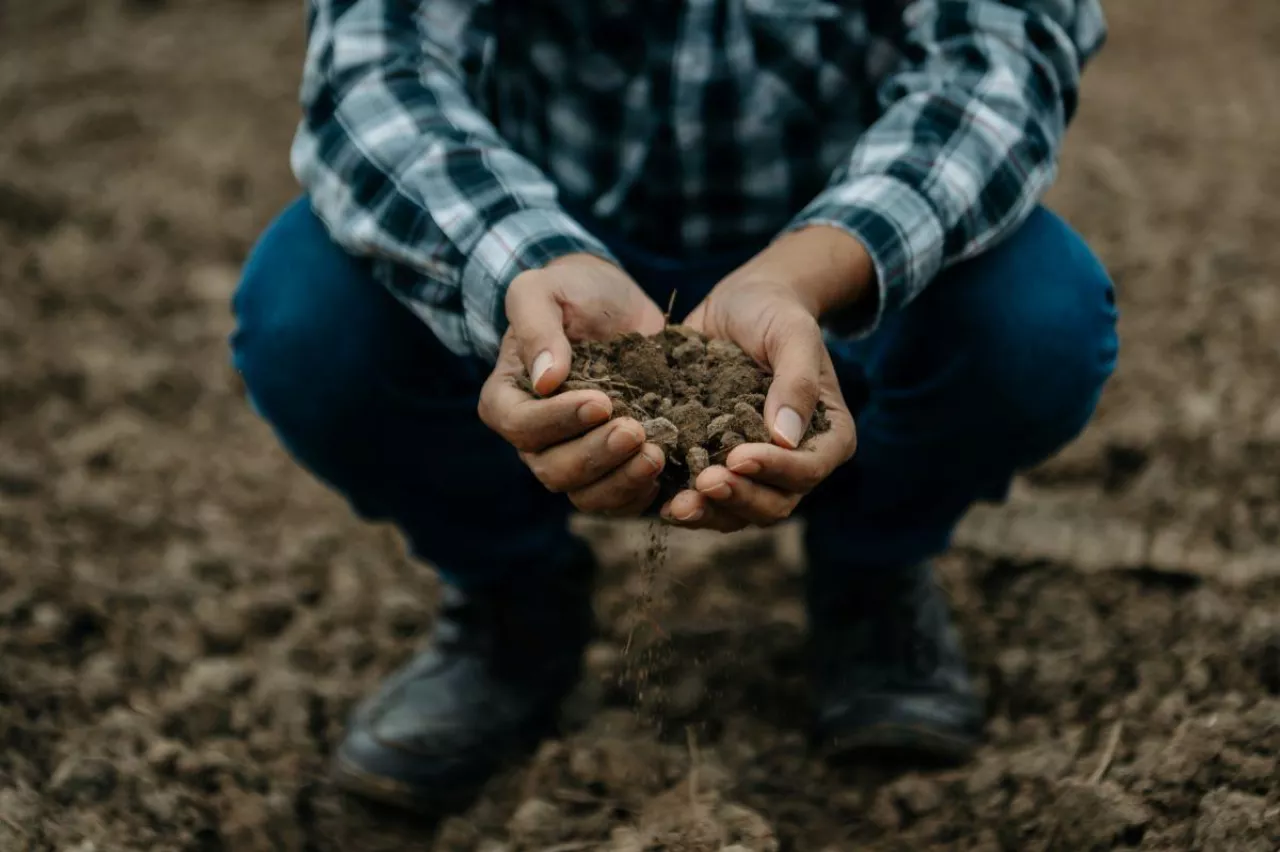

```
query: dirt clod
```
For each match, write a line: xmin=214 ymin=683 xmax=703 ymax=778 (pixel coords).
xmin=642 ymin=416 xmax=680 ymax=458
xmin=1048 ymin=778 xmax=1149 ymax=850
xmin=1194 ymin=790 xmax=1276 ymax=852
xmin=542 ymin=328 xmax=828 ymax=497
xmin=686 ymin=446 xmax=710 ymax=478
xmin=507 ymin=798 xmax=561 ymax=845
xmin=48 ymin=756 xmax=118 ymax=805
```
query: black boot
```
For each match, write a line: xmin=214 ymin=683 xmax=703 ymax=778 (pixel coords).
xmin=808 ymin=560 xmax=983 ymax=761
xmin=333 ymin=538 xmax=596 ymax=811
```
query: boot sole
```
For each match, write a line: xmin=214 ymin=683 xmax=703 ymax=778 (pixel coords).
xmin=331 ymin=711 xmax=560 ymax=814
xmin=820 ymin=721 xmax=980 ymax=765
xmin=332 ymin=753 xmax=483 ymax=814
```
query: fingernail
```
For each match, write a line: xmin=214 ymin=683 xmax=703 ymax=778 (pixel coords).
xmin=640 ymin=447 xmax=663 ymax=473
xmin=774 ymin=406 xmax=804 ymax=449
xmin=728 ymin=459 xmax=760 ymax=476
xmin=675 ymin=505 xmax=704 ymax=522
xmin=607 ymin=424 xmax=644 ymax=453
xmin=698 ymin=482 xmax=732 ymax=500
xmin=629 ymin=447 xmax=663 ymax=479
xmin=531 ymin=350 xmax=554 ymax=388
xmin=578 ymin=401 xmax=610 ymax=425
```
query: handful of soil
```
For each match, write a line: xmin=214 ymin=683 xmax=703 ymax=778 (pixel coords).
xmin=527 ymin=326 xmax=830 ymax=500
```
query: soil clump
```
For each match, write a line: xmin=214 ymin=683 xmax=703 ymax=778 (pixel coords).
xmin=536 ymin=328 xmax=830 ymax=500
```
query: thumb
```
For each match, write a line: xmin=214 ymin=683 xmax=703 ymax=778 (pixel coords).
xmin=762 ymin=312 xmax=824 ymax=449
xmin=682 ymin=299 xmax=708 ymax=332
xmin=505 ymin=275 xmax=572 ymax=396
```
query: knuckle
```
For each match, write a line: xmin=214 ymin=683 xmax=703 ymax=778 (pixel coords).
xmin=760 ymin=501 xmax=794 ymax=527
xmin=587 ymin=484 xmax=628 ymax=514
xmin=601 ymin=491 xmax=644 ymax=518
xmin=476 ymin=392 xmax=495 ymax=427
xmin=603 ymin=478 xmax=636 ymax=504
xmin=576 ymin=448 xmax=602 ymax=481
xmin=626 ymin=482 xmax=654 ymax=504
xmin=503 ymin=417 xmax=540 ymax=452
xmin=775 ymin=306 xmax=820 ymax=340
xmin=505 ymin=271 xmax=543 ymax=311
xmin=791 ymin=373 xmax=821 ymax=403
xmin=531 ymin=460 xmax=567 ymax=493
xmin=496 ymin=408 xmax=519 ymax=439
xmin=627 ymin=479 xmax=656 ymax=504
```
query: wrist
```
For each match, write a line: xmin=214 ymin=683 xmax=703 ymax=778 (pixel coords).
xmin=543 ymin=252 xmax=620 ymax=273
xmin=511 ymin=251 xmax=619 ymax=293
xmin=743 ymin=225 xmax=876 ymax=319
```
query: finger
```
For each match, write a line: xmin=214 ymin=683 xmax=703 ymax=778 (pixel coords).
xmin=479 ymin=367 xmax=613 ymax=453
xmin=688 ymin=505 xmax=749 ymax=532
xmin=522 ymin=418 xmax=647 ymax=493
xmin=762 ymin=311 xmax=825 ymax=449
xmin=695 ymin=466 xmax=800 ymax=526
xmin=568 ymin=444 xmax=665 ymax=514
xmin=660 ymin=491 xmax=749 ymax=533
xmin=635 ymin=302 xmax=669 ymax=336
xmin=683 ymin=299 xmax=708 ymax=332
xmin=723 ymin=421 xmax=855 ymax=493
xmin=605 ymin=480 xmax=662 ymax=518
xmin=663 ymin=490 xmax=704 ymax=523
xmin=505 ymin=274 xmax=572 ymax=396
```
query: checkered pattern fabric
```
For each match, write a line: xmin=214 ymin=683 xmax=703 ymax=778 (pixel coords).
xmin=291 ymin=0 xmax=1105 ymax=359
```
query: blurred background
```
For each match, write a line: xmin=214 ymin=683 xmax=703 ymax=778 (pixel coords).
xmin=1 ymin=1 xmax=1277 ymax=850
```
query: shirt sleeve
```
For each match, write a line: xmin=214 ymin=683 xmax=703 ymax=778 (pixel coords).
xmin=289 ymin=0 xmax=615 ymax=360
xmin=788 ymin=0 xmax=1106 ymax=337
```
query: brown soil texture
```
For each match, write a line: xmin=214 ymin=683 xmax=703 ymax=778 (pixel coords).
xmin=2 ymin=1 xmax=1280 ymax=850
xmin=547 ymin=329 xmax=829 ymax=498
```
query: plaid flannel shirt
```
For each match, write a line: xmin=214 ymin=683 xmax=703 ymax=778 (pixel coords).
xmin=292 ymin=0 xmax=1106 ymax=360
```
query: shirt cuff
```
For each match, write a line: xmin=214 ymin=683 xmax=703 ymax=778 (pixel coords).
xmin=459 ymin=208 xmax=618 ymax=361
xmin=786 ymin=175 xmax=947 ymax=338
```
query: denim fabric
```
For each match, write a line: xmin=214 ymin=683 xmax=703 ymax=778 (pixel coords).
xmin=231 ymin=198 xmax=1117 ymax=588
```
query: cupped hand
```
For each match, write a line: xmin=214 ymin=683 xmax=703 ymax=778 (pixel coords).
xmin=478 ymin=254 xmax=668 ymax=516
xmin=663 ymin=266 xmax=858 ymax=532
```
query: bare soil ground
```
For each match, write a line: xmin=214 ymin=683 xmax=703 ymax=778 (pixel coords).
xmin=1 ymin=1 xmax=1278 ymax=849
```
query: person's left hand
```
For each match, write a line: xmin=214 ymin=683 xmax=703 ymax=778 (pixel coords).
xmin=661 ymin=227 xmax=867 ymax=531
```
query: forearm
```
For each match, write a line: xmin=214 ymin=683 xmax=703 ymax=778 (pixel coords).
xmin=729 ymin=226 xmax=878 ymax=326
xmin=787 ymin=0 xmax=1105 ymax=335
xmin=291 ymin=0 xmax=613 ymax=359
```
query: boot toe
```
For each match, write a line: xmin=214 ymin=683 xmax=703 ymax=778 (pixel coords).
xmin=333 ymin=723 xmax=505 ymax=812
xmin=817 ymin=690 xmax=984 ymax=762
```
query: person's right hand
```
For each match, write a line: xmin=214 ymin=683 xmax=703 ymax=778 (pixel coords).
xmin=478 ymin=254 xmax=668 ymax=516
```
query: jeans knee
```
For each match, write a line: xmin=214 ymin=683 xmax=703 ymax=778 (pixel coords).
xmin=231 ymin=199 xmax=381 ymax=444
xmin=952 ymin=210 xmax=1119 ymax=447
xmin=232 ymin=198 xmax=487 ymax=470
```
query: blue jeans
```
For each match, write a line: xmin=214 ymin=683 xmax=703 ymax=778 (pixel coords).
xmin=231 ymin=198 xmax=1117 ymax=589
